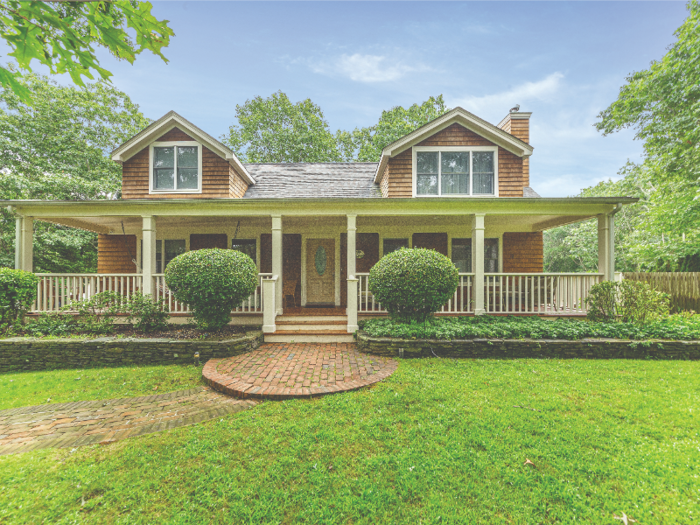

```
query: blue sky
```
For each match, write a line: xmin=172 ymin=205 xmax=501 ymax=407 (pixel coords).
xmin=27 ymin=2 xmax=695 ymax=196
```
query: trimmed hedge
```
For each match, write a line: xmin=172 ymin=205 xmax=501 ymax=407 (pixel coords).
xmin=0 ymin=268 xmax=39 ymax=334
xmin=361 ymin=314 xmax=700 ymax=341
xmin=369 ymin=248 xmax=459 ymax=323
xmin=165 ymin=249 xmax=258 ymax=331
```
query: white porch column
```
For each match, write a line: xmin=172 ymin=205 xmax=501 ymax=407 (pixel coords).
xmin=271 ymin=215 xmax=283 ymax=315
xmin=262 ymin=276 xmax=278 ymax=333
xmin=15 ymin=216 xmax=33 ymax=271
xmin=472 ymin=213 xmax=485 ymax=315
xmin=142 ymin=216 xmax=156 ymax=295
xmin=346 ymin=214 xmax=358 ymax=331
xmin=14 ymin=216 xmax=22 ymax=270
xmin=609 ymin=212 xmax=616 ymax=282
xmin=597 ymin=214 xmax=611 ymax=281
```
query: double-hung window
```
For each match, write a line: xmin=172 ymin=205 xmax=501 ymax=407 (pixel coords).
xmin=150 ymin=141 xmax=202 ymax=193
xmin=414 ymin=147 xmax=497 ymax=196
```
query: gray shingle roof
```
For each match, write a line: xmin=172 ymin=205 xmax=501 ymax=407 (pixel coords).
xmin=243 ymin=163 xmax=382 ymax=199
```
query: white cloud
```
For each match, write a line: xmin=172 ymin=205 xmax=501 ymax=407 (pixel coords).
xmin=306 ymin=53 xmax=430 ymax=83
xmin=450 ymin=72 xmax=565 ymax=117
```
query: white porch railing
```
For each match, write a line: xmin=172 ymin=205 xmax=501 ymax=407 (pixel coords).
xmin=152 ymin=273 xmax=273 ymax=314
xmin=484 ymin=273 xmax=603 ymax=314
xmin=356 ymin=273 xmax=475 ymax=314
xmin=356 ymin=272 xmax=602 ymax=315
xmin=31 ymin=273 xmax=272 ymax=314
xmin=33 ymin=274 xmax=143 ymax=312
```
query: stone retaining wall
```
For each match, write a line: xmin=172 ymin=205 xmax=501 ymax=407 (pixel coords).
xmin=356 ymin=332 xmax=700 ymax=360
xmin=0 ymin=331 xmax=263 ymax=372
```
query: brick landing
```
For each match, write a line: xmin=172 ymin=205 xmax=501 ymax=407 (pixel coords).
xmin=203 ymin=343 xmax=398 ymax=400
xmin=0 ymin=387 xmax=257 ymax=456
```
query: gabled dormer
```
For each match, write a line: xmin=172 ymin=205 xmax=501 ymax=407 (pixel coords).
xmin=373 ymin=107 xmax=534 ymax=198
xmin=111 ymin=111 xmax=255 ymax=199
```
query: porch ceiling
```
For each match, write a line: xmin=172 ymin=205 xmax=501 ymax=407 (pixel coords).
xmin=5 ymin=196 xmax=638 ymax=234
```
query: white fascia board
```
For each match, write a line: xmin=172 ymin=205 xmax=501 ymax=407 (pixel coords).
xmin=373 ymin=155 xmax=390 ymax=184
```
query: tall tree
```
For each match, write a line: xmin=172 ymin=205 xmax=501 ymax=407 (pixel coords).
xmin=0 ymin=1 xmax=174 ymax=102
xmin=222 ymin=93 xmax=449 ymax=163
xmin=349 ymin=96 xmax=449 ymax=162
xmin=596 ymin=0 xmax=700 ymax=185
xmin=222 ymin=91 xmax=343 ymax=163
xmin=0 ymin=73 xmax=150 ymax=271
xmin=544 ymin=163 xmax=700 ymax=272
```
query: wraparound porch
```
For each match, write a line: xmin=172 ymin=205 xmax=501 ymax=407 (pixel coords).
xmin=8 ymin=196 xmax=630 ymax=337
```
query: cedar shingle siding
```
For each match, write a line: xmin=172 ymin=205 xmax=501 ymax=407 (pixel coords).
xmin=97 ymin=234 xmax=137 ymax=273
xmin=380 ymin=124 xmax=526 ymax=198
xmin=121 ymin=127 xmax=245 ymax=199
xmin=502 ymin=232 xmax=543 ymax=273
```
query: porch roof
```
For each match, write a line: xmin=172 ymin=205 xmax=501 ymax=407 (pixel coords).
xmin=3 ymin=196 xmax=638 ymax=235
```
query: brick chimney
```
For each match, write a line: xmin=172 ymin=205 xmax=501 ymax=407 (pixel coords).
xmin=498 ymin=112 xmax=531 ymax=188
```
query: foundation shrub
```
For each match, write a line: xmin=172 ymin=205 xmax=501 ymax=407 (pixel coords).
xmin=361 ymin=314 xmax=700 ymax=341
xmin=586 ymin=280 xmax=671 ymax=324
xmin=368 ymin=248 xmax=459 ymax=323
xmin=124 ymin=292 xmax=169 ymax=332
xmin=0 ymin=268 xmax=39 ymax=334
xmin=165 ymin=248 xmax=257 ymax=331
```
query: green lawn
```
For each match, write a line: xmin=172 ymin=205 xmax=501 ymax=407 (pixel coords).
xmin=0 ymin=364 xmax=204 ymax=410
xmin=1 ymin=358 xmax=698 ymax=524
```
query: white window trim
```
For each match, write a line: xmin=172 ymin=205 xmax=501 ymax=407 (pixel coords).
xmin=412 ymin=146 xmax=499 ymax=198
xmin=149 ymin=141 xmax=203 ymax=194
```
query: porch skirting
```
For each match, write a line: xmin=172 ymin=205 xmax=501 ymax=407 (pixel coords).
xmin=355 ymin=332 xmax=700 ymax=360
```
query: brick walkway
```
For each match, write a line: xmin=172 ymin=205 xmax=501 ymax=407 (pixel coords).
xmin=0 ymin=387 xmax=257 ymax=456
xmin=203 ymin=343 xmax=397 ymax=399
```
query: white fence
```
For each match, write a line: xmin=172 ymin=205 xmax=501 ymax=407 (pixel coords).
xmin=32 ymin=273 xmax=272 ymax=314
xmin=34 ymin=274 xmax=143 ymax=312
xmin=357 ymin=273 xmax=475 ymax=314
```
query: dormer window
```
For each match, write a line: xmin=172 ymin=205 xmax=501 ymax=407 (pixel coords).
xmin=413 ymin=147 xmax=498 ymax=197
xmin=149 ymin=141 xmax=202 ymax=193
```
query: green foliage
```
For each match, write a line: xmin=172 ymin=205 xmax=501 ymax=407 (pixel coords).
xmin=221 ymin=92 xmax=449 ymax=163
xmin=23 ymin=311 xmax=79 ymax=337
xmin=0 ymin=73 xmax=150 ymax=272
xmin=0 ymin=267 xmax=38 ymax=334
xmin=123 ymin=292 xmax=169 ymax=333
xmin=221 ymin=91 xmax=344 ymax=163
xmin=0 ymin=1 xmax=173 ymax=103
xmin=369 ymin=248 xmax=459 ymax=323
xmin=68 ymin=291 xmax=123 ymax=334
xmin=350 ymin=96 xmax=449 ymax=162
xmin=586 ymin=280 xmax=671 ymax=324
xmin=362 ymin=313 xmax=700 ymax=341
xmin=165 ymin=249 xmax=258 ymax=331
xmin=596 ymin=0 xmax=700 ymax=184
xmin=544 ymin=163 xmax=700 ymax=272
xmin=25 ymin=291 xmax=123 ymax=337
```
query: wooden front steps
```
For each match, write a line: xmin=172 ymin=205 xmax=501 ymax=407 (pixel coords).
xmin=265 ymin=315 xmax=354 ymax=343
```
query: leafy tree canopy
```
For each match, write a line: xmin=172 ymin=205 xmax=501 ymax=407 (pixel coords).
xmin=222 ymin=92 xmax=449 ymax=163
xmin=0 ymin=1 xmax=174 ymax=103
xmin=595 ymin=0 xmax=700 ymax=184
xmin=544 ymin=163 xmax=700 ymax=273
xmin=222 ymin=91 xmax=343 ymax=163
xmin=349 ymin=95 xmax=449 ymax=162
xmin=0 ymin=73 xmax=150 ymax=272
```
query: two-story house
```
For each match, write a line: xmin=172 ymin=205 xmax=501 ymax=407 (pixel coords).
xmin=7 ymin=107 xmax=636 ymax=342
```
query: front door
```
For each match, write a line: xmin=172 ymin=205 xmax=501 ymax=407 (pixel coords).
xmin=306 ymin=238 xmax=335 ymax=304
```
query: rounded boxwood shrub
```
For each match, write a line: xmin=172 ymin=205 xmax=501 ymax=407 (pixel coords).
xmin=164 ymin=248 xmax=258 ymax=331
xmin=369 ymin=247 xmax=459 ymax=323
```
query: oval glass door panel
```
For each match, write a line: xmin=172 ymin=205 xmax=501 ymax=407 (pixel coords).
xmin=315 ymin=246 xmax=327 ymax=276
